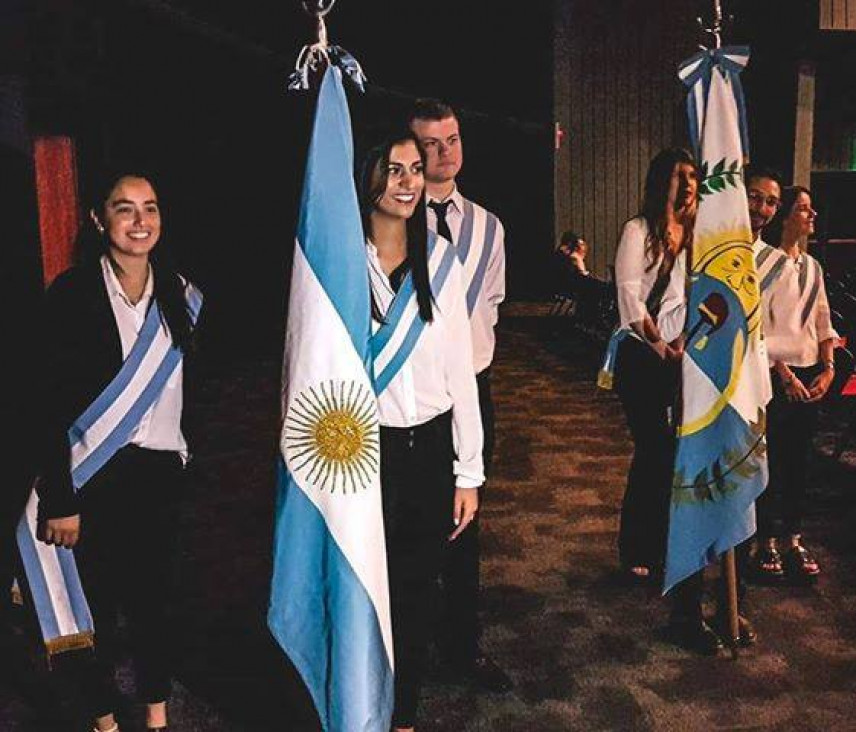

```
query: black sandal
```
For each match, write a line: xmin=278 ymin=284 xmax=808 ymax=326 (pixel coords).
xmin=783 ymin=543 xmax=821 ymax=582
xmin=752 ymin=542 xmax=785 ymax=583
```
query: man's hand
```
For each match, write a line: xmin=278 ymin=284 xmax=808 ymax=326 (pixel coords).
xmin=449 ymin=488 xmax=479 ymax=541
xmin=41 ymin=515 xmax=81 ymax=549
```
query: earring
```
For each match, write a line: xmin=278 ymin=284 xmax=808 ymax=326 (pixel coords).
xmin=94 ymin=221 xmax=105 ymax=235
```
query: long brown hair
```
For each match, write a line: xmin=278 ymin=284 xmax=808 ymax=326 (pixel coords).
xmin=639 ymin=147 xmax=697 ymax=269
xmin=358 ymin=132 xmax=433 ymax=323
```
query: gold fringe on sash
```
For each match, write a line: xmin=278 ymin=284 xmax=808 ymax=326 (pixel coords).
xmin=46 ymin=630 xmax=95 ymax=657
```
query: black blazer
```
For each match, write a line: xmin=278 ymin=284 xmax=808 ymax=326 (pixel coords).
xmin=37 ymin=259 xmax=202 ymax=519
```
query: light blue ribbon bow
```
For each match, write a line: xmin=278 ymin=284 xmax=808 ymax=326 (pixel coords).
xmin=678 ymin=46 xmax=750 ymax=161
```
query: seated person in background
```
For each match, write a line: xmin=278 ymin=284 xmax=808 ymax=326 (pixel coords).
xmin=557 ymin=230 xmax=590 ymax=276
xmin=556 ymin=230 xmax=608 ymax=326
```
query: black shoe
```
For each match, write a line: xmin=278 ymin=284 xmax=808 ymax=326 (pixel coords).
xmin=713 ymin=613 xmax=757 ymax=647
xmin=452 ymin=652 xmax=513 ymax=693
xmin=666 ymin=619 xmax=724 ymax=656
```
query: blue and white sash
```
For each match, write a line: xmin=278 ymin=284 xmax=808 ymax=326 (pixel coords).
xmin=16 ymin=285 xmax=202 ymax=655
xmin=798 ymin=256 xmax=823 ymax=328
xmin=371 ymin=234 xmax=457 ymax=395
xmin=755 ymin=242 xmax=787 ymax=295
xmin=431 ymin=199 xmax=498 ymax=317
xmin=597 ymin=327 xmax=630 ymax=390
xmin=16 ymin=489 xmax=93 ymax=655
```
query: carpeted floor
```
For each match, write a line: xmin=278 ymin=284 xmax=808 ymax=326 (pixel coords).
xmin=3 ymin=313 xmax=856 ymax=731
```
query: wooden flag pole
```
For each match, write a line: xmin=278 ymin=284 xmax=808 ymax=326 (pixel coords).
xmin=723 ymin=548 xmax=740 ymax=660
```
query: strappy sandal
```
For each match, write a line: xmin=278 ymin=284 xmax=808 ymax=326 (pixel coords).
xmin=752 ymin=541 xmax=785 ymax=583
xmin=783 ymin=542 xmax=821 ymax=582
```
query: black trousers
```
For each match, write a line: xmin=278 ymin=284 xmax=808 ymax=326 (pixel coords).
xmin=613 ymin=338 xmax=677 ymax=571
xmin=381 ymin=412 xmax=456 ymax=729
xmin=1 ymin=462 xmax=32 ymax=626
xmin=74 ymin=445 xmax=184 ymax=718
xmin=757 ymin=365 xmax=821 ymax=539
xmin=437 ymin=368 xmax=493 ymax=664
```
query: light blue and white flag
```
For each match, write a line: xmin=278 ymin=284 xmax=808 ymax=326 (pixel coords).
xmin=268 ymin=66 xmax=393 ymax=732
xmin=665 ymin=47 xmax=772 ymax=592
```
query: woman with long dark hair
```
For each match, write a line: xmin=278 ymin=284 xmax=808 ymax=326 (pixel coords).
xmin=37 ymin=171 xmax=201 ymax=732
xmin=360 ymin=132 xmax=483 ymax=732
xmin=754 ymin=185 xmax=837 ymax=582
xmin=611 ymin=147 xmax=697 ymax=582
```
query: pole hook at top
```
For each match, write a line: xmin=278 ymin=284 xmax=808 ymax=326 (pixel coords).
xmin=289 ymin=0 xmax=366 ymax=92
xmin=302 ymin=0 xmax=336 ymax=48
xmin=697 ymin=0 xmax=729 ymax=50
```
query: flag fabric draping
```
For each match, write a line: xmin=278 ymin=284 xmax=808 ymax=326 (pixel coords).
xmin=665 ymin=47 xmax=772 ymax=593
xmin=268 ymin=66 xmax=394 ymax=732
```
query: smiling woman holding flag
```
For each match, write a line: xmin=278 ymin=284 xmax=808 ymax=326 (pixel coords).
xmin=359 ymin=131 xmax=483 ymax=732
xmin=36 ymin=171 xmax=202 ymax=732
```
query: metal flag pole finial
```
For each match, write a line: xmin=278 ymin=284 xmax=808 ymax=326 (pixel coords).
xmin=696 ymin=0 xmax=732 ymax=51
xmin=289 ymin=0 xmax=366 ymax=92
xmin=301 ymin=0 xmax=335 ymax=49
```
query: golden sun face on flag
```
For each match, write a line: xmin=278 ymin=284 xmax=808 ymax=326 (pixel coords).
xmin=693 ymin=226 xmax=761 ymax=337
xmin=283 ymin=380 xmax=379 ymax=493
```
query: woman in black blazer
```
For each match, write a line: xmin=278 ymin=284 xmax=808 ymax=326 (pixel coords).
xmin=38 ymin=171 xmax=201 ymax=732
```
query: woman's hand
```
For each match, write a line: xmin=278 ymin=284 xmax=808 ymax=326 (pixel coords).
xmin=664 ymin=336 xmax=685 ymax=363
xmin=41 ymin=515 xmax=81 ymax=549
xmin=778 ymin=367 xmax=811 ymax=402
xmin=449 ymin=487 xmax=479 ymax=541
xmin=807 ymin=368 xmax=835 ymax=402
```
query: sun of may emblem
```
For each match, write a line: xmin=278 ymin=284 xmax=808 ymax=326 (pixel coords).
xmin=283 ymin=380 xmax=379 ymax=493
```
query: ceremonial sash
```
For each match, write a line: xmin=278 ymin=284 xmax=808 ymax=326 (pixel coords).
xmin=799 ymin=257 xmax=822 ymax=328
xmin=16 ymin=285 xmax=202 ymax=656
xmin=371 ymin=234 xmax=457 ymax=395
xmin=597 ymin=254 xmax=677 ymax=390
xmin=755 ymin=243 xmax=787 ymax=294
xmin=432 ymin=199 xmax=497 ymax=317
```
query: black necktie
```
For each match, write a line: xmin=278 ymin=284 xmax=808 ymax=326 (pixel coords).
xmin=428 ymin=200 xmax=453 ymax=243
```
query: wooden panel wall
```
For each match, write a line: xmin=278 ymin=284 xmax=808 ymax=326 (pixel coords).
xmin=554 ymin=0 xmax=696 ymax=278
xmin=813 ymin=109 xmax=856 ymax=171
xmin=820 ymin=0 xmax=856 ymax=30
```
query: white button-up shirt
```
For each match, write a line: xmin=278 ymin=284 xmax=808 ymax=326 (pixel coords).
xmin=614 ymin=217 xmax=687 ymax=343
xmin=101 ymin=256 xmax=187 ymax=457
xmin=763 ymin=250 xmax=838 ymax=367
xmin=426 ymin=188 xmax=506 ymax=374
xmin=366 ymin=241 xmax=484 ymax=489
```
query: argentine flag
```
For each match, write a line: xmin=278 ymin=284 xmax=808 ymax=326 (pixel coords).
xmin=268 ymin=67 xmax=394 ymax=731
xmin=666 ymin=48 xmax=771 ymax=592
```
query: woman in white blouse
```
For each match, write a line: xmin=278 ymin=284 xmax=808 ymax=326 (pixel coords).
xmin=38 ymin=171 xmax=201 ymax=732
xmin=753 ymin=186 xmax=837 ymax=583
xmin=358 ymin=132 xmax=483 ymax=732
xmin=612 ymin=148 xmax=696 ymax=583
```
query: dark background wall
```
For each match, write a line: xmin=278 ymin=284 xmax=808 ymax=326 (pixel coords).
xmin=554 ymin=0 xmax=856 ymax=279
xmin=20 ymin=0 xmax=554 ymax=363
xmin=554 ymin=0 xmax=697 ymax=280
xmin=12 ymin=0 xmax=856 ymax=362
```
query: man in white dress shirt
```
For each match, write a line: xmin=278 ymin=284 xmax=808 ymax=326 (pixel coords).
xmin=409 ymin=98 xmax=511 ymax=692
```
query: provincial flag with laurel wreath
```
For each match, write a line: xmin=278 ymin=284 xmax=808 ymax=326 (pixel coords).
xmin=268 ymin=66 xmax=394 ymax=731
xmin=665 ymin=47 xmax=772 ymax=592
